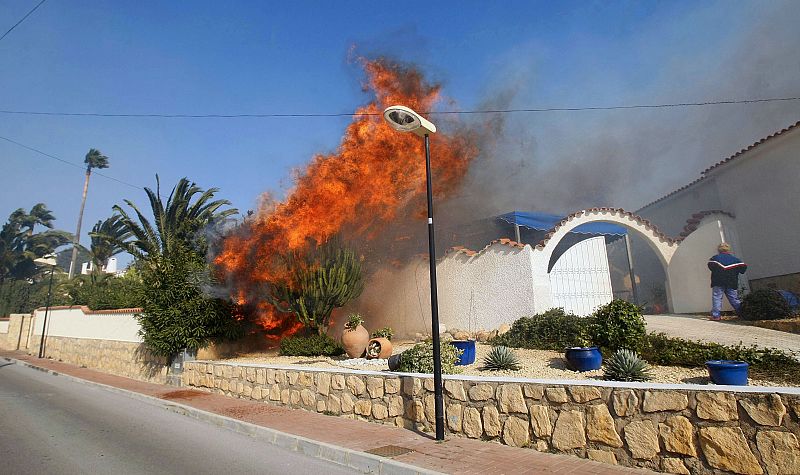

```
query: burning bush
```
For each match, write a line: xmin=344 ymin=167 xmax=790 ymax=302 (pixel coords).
xmin=266 ymin=239 xmax=364 ymax=335
xmin=216 ymin=56 xmax=478 ymax=339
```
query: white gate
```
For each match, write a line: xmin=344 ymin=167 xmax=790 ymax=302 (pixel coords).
xmin=549 ymin=236 xmax=613 ymax=316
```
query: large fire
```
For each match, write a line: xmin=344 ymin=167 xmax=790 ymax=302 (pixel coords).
xmin=216 ymin=57 xmax=478 ymax=338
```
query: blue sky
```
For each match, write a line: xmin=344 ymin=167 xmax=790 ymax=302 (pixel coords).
xmin=2 ymin=0 xmax=799 ymax=264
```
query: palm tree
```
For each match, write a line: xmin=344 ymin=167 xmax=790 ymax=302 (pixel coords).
xmin=68 ymin=149 xmax=110 ymax=278
xmin=87 ymin=215 xmax=131 ymax=271
xmin=11 ymin=203 xmax=56 ymax=237
xmin=0 ymin=211 xmax=70 ymax=287
xmin=112 ymin=176 xmax=240 ymax=357
xmin=113 ymin=176 xmax=237 ymax=261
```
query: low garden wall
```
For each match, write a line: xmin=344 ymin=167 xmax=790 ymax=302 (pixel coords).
xmin=184 ymin=361 xmax=800 ymax=475
xmin=0 ymin=314 xmax=32 ymax=351
xmin=25 ymin=307 xmax=169 ymax=384
xmin=29 ymin=335 xmax=169 ymax=384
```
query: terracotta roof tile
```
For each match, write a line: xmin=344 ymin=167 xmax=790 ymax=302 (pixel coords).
xmin=33 ymin=305 xmax=142 ymax=315
xmin=446 ymin=237 xmax=526 ymax=258
xmin=533 ymin=207 xmax=679 ymax=250
xmin=447 ymin=208 xmax=737 ymax=258
xmin=677 ymin=210 xmax=735 ymax=240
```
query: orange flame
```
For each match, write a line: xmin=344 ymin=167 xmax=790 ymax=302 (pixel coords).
xmin=216 ymin=57 xmax=478 ymax=337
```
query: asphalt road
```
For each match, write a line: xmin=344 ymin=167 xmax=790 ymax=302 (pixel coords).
xmin=0 ymin=362 xmax=356 ymax=475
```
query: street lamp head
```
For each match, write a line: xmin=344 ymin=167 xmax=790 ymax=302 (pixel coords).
xmin=383 ymin=105 xmax=436 ymax=137
xmin=34 ymin=255 xmax=57 ymax=266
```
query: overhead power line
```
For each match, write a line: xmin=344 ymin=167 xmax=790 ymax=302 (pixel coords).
xmin=0 ymin=134 xmax=145 ymax=191
xmin=0 ymin=96 xmax=798 ymax=119
xmin=0 ymin=0 xmax=48 ymax=43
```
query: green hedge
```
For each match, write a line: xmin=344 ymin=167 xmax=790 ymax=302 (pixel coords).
xmin=641 ymin=332 xmax=800 ymax=384
xmin=491 ymin=308 xmax=589 ymax=350
xmin=279 ymin=334 xmax=345 ymax=357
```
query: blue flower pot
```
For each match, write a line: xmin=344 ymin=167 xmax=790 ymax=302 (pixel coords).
xmin=450 ymin=340 xmax=476 ymax=366
xmin=565 ymin=347 xmax=603 ymax=372
xmin=706 ymin=360 xmax=749 ymax=386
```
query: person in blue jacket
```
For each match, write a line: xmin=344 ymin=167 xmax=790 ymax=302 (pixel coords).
xmin=707 ymin=243 xmax=747 ymax=321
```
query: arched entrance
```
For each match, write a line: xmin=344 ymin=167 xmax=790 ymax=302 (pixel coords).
xmin=529 ymin=208 xmax=679 ymax=313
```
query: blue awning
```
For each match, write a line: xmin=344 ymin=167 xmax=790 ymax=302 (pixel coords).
xmin=497 ymin=211 xmax=627 ymax=236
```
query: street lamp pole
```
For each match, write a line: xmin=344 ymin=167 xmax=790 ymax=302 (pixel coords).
xmin=34 ymin=256 xmax=57 ymax=359
xmin=423 ymin=133 xmax=445 ymax=440
xmin=382 ymin=105 xmax=445 ymax=440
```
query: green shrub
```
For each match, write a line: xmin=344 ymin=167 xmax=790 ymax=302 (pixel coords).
xmin=60 ymin=271 xmax=143 ymax=310
xmin=482 ymin=346 xmax=521 ymax=371
xmin=371 ymin=327 xmax=394 ymax=340
xmin=589 ymin=299 xmax=646 ymax=352
xmin=740 ymin=289 xmax=793 ymax=321
xmin=137 ymin=249 xmax=242 ymax=357
xmin=396 ymin=340 xmax=462 ymax=374
xmin=279 ymin=333 xmax=345 ymax=357
xmin=0 ymin=276 xmax=71 ymax=316
xmin=492 ymin=308 xmax=590 ymax=350
xmin=641 ymin=332 xmax=800 ymax=384
xmin=603 ymin=349 xmax=652 ymax=382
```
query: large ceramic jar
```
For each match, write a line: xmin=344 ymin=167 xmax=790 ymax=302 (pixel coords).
xmin=366 ymin=337 xmax=393 ymax=359
xmin=342 ymin=324 xmax=369 ymax=358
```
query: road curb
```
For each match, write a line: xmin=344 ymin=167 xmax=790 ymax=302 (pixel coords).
xmin=2 ymin=356 xmax=442 ymax=475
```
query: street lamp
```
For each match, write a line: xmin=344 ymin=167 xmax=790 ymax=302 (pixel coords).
xmin=33 ymin=255 xmax=57 ymax=359
xmin=383 ymin=105 xmax=445 ymax=441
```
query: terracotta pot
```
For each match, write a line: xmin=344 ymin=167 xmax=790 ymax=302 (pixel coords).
xmin=342 ymin=324 xmax=369 ymax=358
xmin=366 ymin=337 xmax=393 ymax=359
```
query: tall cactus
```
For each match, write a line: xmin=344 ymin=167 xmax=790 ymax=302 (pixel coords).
xmin=268 ymin=239 xmax=364 ymax=335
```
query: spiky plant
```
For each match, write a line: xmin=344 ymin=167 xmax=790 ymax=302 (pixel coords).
xmin=482 ymin=346 xmax=522 ymax=371
xmin=603 ymin=349 xmax=653 ymax=382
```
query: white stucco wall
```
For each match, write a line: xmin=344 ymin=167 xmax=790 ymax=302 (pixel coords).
xmin=637 ymin=179 xmax=723 ymax=236
xmin=0 ymin=320 xmax=9 ymax=334
xmin=344 ymin=261 xmax=436 ymax=339
xmin=710 ymin=135 xmax=800 ymax=280
xmin=350 ymin=244 xmax=538 ymax=338
xmin=667 ymin=217 xmax=741 ymax=313
xmin=437 ymin=244 xmax=536 ymax=332
xmin=32 ymin=307 xmax=142 ymax=342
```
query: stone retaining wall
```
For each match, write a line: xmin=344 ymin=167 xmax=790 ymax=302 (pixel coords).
xmin=0 ymin=314 xmax=32 ymax=351
xmin=184 ymin=362 xmax=800 ymax=475
xmin=30 ymin=336 xmax=168 ymax=384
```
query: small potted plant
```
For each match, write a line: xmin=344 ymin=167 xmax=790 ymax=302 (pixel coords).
xmin=449 ymin=336 xmax=477 ymax=366
xmin=342 ymin=314 xmax=369 ymax=358
xmin=366 ymin=327 xmax=394 ymax=360
xmin=564 ymin=335 xmax=602 ymax=372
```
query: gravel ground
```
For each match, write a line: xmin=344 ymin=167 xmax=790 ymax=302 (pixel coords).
xmin=221 ymin=342 xmax=783 ymax=387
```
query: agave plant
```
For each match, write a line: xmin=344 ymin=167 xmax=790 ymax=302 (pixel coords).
xmin=603 ymin=349 xmax=653 ymax=382
xmin=482 ymin=346 xmax=522 ymax=371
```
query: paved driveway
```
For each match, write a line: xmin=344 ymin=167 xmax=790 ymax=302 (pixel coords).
xmin=645 ymin=314 xmax=800 ymax=356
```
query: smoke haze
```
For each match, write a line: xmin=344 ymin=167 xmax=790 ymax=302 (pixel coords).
xmin=438 ymin=1 xmax=800 ymax=223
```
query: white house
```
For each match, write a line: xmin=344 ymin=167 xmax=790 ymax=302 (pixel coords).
xmin=80 ymin=257 xmax=118 ymax=275
xmin=636 ymin=120 xmax=800 ymax=296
